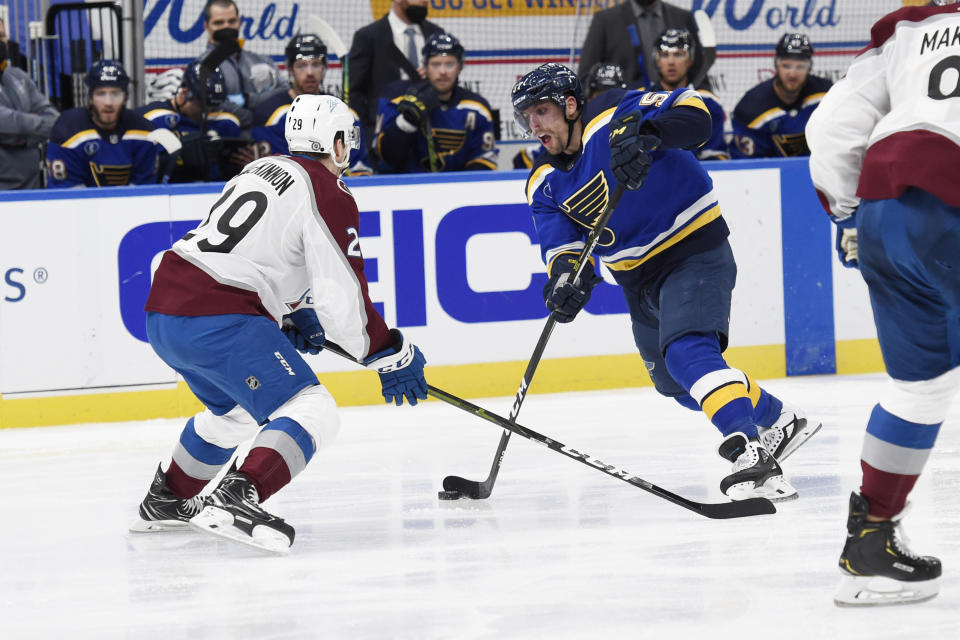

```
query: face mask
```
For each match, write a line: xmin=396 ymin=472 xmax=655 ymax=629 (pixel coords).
xmin=404 ymin=5 xmax=428 ymax=24
xmin=213 ymin=27 xmax=239 ymax=43
xmin=634 ymin=0 xmax=657 ymax=6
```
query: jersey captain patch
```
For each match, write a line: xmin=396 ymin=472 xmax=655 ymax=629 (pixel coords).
xmin=559 ymin=171 xmax=616 ymax=247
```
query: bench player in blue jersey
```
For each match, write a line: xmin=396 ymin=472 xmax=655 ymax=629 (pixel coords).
xmin=135 ymin=60 xmax=247 ymax=183
xmin=376 ymin=32 xmax=498 ymax=173
xmin=251 ymin=34 xmax=372 ymax=176
xmin=45 ymin=60 xmax=159 ymax=188
xmin=730 ymin=33 xmax=832 ymax=159
xmin=649 ymin=29 xmax=728 ymax=161
xmin=513 ymin=63 xmax=821 ymax=501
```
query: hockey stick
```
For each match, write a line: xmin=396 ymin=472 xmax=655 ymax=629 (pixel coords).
xmin=691 ymin=10 xmax=717 ymax=89
xmin=320 ymin=342 xmax=775 ymax=519
xmin=147 ymin=129 xmax=183 ymax=184
xmin=443 ymin=182 xmax=627 ymax=500
xmin=307 ymin=15 xmax=350 ymax=104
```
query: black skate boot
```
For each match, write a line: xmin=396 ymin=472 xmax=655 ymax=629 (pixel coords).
xmin=834 ymin=492 xmax=941 ymax=606
xmin=718 ymin=432 xmax=797 ymax=502
xmin=129 ymin=464 xmax=205 ymax=533
xmin=189 ymin=471 xmax=295 ymax=555
xmin=758 ymin=407 xmax=822 ymax=462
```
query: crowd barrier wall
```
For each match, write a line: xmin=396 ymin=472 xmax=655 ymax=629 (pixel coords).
xmin=0 ymin=158 xmax=881 ymax=428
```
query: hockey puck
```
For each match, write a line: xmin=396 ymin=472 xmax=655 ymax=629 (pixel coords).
xmin=437 ymin=490 xmax=462 ymax=500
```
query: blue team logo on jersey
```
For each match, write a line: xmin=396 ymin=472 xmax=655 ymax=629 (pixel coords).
xmin=164 ymin=113 xmax=180 ymax=129
xmin=83 ymin=141 xmax=101 ymax=156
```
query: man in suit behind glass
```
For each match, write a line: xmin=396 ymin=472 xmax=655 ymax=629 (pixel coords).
xmin=578 ymin=0 xmax=706 ymax=90
xmin=348 ymin=0 xmax=443 ymax=160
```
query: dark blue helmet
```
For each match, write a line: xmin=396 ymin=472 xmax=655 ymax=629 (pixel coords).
xmin=584 ymin=62 xmax=625 ymax=98
xmin=422 ymin=32 xmax=464 ymax=63
xmin=182 ymin=59 xmax=227 ymax=106
xmin=655 ymin=28 xmax=694 ymax=58
xmin=776 ymin=33 xmax=813 ymax=60
xmin=285 ymin=33 xmax=327 ymax=68
xmin=85 ymin=60 xmax=129 ymax=92
xmin=511 ymin=63 xmax=584 ymax=136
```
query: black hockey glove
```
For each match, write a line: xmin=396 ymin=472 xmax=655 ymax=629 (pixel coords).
xmin=543 ymin=255 xmax=603 ymax=323
xmin=609 ymin=112 xmax=661 ymax=191
xmin=396 ymin=83 xmax=440 ymax=130
xmin=281 ymin=308 xmax=326 ymax=355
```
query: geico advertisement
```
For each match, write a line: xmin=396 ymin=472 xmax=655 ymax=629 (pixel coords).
xmin=0 ymin=170 xmax=784 ymax=396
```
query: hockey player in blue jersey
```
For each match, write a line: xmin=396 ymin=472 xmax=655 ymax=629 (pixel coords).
xmin=376 ymin=32 xmax=498 ymax=173
xmin=650 ymin=29 xmax=728 ymax=161
xmin=135 ymin=60 xmax=247 ymax=183
xmin=730 ymin=33 xmax=832 ymax=159
xmin=513 ymin=62 xmax=820 ymax=501
xmin=251 ymin=34 xmax=371 ymax=176
xmin=45 ymin=60 xmax=159 ymax=188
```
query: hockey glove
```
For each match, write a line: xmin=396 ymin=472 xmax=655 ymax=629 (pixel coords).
xmin=543 ymin=254 xmax=603 ymax=323
xmin=609 ymin=112 xmax=661 ymax=191
xmin=396 ymin=83 xmax=440 ymax=131
xmin=835 ymin=217 xmax=859 ymax=269
xmin=364 ymin=329 xmax=428 ymax=406
xmin=281 ymin=308 xmax=326 ymax=355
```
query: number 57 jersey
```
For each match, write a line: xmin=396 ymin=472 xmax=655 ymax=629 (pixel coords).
xmin=145 ymin=155 xmax=393 ymax=360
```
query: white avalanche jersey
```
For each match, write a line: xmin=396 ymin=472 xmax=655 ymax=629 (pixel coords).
xmin=807 ymin=3 xmax=960 ymax=220
xmin=145 ymin=155 xmax=392 ymax=361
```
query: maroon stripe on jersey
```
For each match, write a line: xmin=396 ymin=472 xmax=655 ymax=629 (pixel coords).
xmin=857 ymin=130 xmax=960 ymax=207
xmin=859 ymin=5 xmax=960 ymax=56
xmin=145 ymin=251 xmax=274 ymax=321
xmin=165 ymin=459 xmax=211 ymax=499
xmin=860 ymin=460 xmax=919 ymax=520
xmin=285 ymin=156 xmax=393 ymax=356
xmin=239 ymin=447 xmax=291 ymax=503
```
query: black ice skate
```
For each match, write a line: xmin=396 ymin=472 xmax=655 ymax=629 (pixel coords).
xmin=718 ymin=432 xmax=797 ymax=502
xmin=129 ymin=464 xmax=205 ymax=533
xmin=758 ymin=407 xmax=822 ymax=462
xmin=189 ymin=471 xmax=295 ymax=555
xmin=834 ymin=492 xmax=941 ymax=607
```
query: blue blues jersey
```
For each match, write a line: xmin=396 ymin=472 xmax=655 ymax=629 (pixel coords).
xmin=376 ymin=82 xmax=498 ymax=173
xmin=525 ymin=87 xmax=728 ymax=290
xmin=730 ymin=75 xmax=832 ymax=158
xmin=135 ymin=100 xmax=244 ymax=182
xmin=251 ymin=89 xmax=372 ymax=176
xmin=45 ymin=108 xmax=158 ymax=188
xmin=651 ymin=83 xmax=728 ymax=160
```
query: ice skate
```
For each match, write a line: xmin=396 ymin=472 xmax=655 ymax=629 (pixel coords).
xmin=129 ymin=464 xmax=205 ymax=532
xmin=758 ymin=407 xmax=821 ymax=462
xmin=717 ymin=432 xmax=797 ymax=502
xmin=189 ymin=471 xmax=295 ymax=555
xmin=834 ymin=492 xmax=941 ymax=607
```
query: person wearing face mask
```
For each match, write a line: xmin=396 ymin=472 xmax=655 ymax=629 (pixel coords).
xmin=347 ymin=0 xmax=444 ymax=162
xmin=729 ymin=33 xmax=832 ymax=159
xmin=0 ymin=17 xmax=27 ymax=71
xmin=45 ymin=60 xmax=159 ymax=188
xmin=578 ymin=0 xmax=707 ymax=92
xmin=0 ymin=36 xmax=60 ymax=189
xmin=201 ymin=0 xmax=280 ymax=117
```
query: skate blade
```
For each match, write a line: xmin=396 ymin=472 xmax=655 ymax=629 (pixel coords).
xmin=778 ymin=419 xmax=823 ymax=462
xmin=189 ymin=506 xmax=291 ymax=556
xmin=129 ymin=518 xmax=193 ymax=533
xmin=725 ymin=476 xmax=798 ymax=503
xmin=834 ymin=574 xmax=940 ymax=607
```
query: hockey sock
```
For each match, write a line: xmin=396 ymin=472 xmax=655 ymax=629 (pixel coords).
xmin=744 ymin=373 xmax=783 ymax=427
xmin=239 ymin=417 xmax=317 ymax=503
xmin=860 ymin=404 xmax=940 ymax=519
xmin=672 ymin=393 xmax=700 ymax=411
xmin=166 ymin=416 xmax=237 ymax=499
xmin=664 ymin=333 xmax=757 ymax=438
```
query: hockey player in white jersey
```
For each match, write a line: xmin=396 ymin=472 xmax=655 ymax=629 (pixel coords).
xmin=130 ymin=94 xmax=428 ymax=554
xmin=807 ymin=0 xmax=960 ymax=606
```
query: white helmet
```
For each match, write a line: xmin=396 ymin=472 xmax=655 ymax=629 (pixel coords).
xmin=285 ymin=94 xmax=360 ymax=169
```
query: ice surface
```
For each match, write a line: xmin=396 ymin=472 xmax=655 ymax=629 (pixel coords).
xmin=1 ymin=374 xmax=958 ymax=639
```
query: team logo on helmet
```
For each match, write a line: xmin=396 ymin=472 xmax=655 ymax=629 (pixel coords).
xmin=285 ymin=33 xmax=327 ymax=68
xmin=422 ymin=32 xmax=464 ymax=62
xmin=585 ymin=63 xmax=626 ymax=97
xmin=85 ymin=60 xmax=130 ymax=92
xmin=776 ymin=33 xmax=813 ymax=60
xmin=655 ymin=29 xmax=694 ymax=57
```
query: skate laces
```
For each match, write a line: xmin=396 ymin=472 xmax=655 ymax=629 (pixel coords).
xmin=732 ymin=441 xmax=763 ymax=472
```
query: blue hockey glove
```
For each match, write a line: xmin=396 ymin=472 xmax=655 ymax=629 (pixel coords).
xmin=281 ymin=308 xmax=326 ymax=355
xmin=543 ymin=255 xmax=603 ymax=323
xmin=609 ymin=112 xmax=661 ymax=191
xmin=834 ymin=217 xmax=859 ymax=269
xmin=364 ymin=329 xmax=428 ymax=406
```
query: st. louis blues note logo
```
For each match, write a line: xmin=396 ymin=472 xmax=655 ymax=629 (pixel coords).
xmin=559 ymin=171 xmax=615 ymax=246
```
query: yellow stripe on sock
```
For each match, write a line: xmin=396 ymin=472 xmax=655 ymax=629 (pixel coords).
xmin=700 ymin=382 xmax=749 ymax=420
xmin=744 ymin=373 xmax=762 ymax=408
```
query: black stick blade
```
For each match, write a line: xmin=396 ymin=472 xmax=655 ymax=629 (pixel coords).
xmin=697 ymin=497 xmax=776 ymax=519
xmin=442 ymin=474 xmax=491 ymax=500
